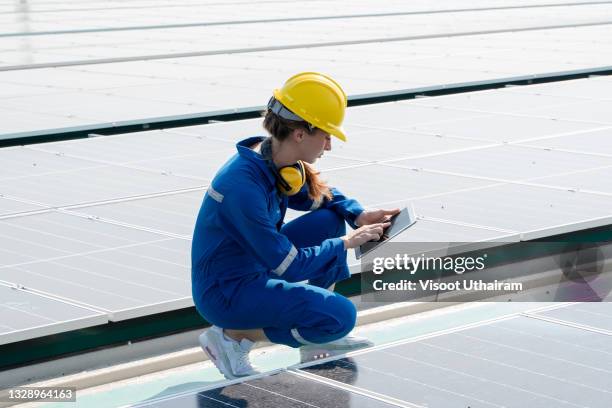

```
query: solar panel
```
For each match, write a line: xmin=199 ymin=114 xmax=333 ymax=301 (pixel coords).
xmin=407 ymin=112 xmax=603 ymax=143
xmin=0 ymin=145 xmax=108 ymax=179
xmin=322 ymin=164 xmax=496 ymax=206
xmin=65 ymin=191 xmax=204 ymax=238
xmin=388 ymin=145 xmax=612 ymax=181
xmin=411 ymin=89 xmax=587 ymax=114
xmin=507 ymin=75 xmax=612 ymax=100
xmin=517 ymin=127 xmax=612 ymax=156
xmin=299 ymin=317 xmax=611 ymax=407
xmin=530 ymin=100 xmax=612 ymax=124
xmin=0 ymin=196 xmax=48 ymax=218
xmin=30 ymin=131 xmax=237 ymax=178
xmin=410 ymin=183 xmax=612 ymax=240
xmin=132 ymin=370 xmax=401 ymax=408
xmin=527 ymin=167 xmax=612 ymax=195
xmin=327 ymin=128 xmax=493 ymax=162
xmin=0 ymin=159 xmax=205 ymax=207
xmin=0 ymin=282 xmax=106 ymax=346
xmin=530 ymin=302 xmax=612 ymax=332
xmin=163 ymin=119 xmax=266 ymax=143
xmin=131 ymin=305 xmax=612 ymax=408
xmin=0 ymin=212 xmax=191 ymax=321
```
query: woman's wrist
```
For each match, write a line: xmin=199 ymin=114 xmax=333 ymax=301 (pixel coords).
xmin=341 ymin=236 xmax=350 ymax=250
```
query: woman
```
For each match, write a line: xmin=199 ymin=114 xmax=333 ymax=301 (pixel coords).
xmin=191 ymin=72 xmax=399 ymax=379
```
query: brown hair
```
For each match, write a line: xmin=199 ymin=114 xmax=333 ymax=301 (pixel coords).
xmin=262 ymin=110 xmax=333 ymax=204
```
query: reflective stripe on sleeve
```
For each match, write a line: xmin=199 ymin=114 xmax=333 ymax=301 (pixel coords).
xmin=207 ymin=186 xmax=224 ymax=203
xmin=272 ymin=245 xmax=297 ymax=276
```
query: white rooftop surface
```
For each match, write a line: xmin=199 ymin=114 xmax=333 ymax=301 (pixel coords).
xmin=1 ymin=76 xmax=611 ymax=345
xmin=2 ymin=1 xmax=612 ymax=139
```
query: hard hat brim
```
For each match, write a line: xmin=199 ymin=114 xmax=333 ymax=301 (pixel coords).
xmin=329 ymin=127 xmax=347 ymax=142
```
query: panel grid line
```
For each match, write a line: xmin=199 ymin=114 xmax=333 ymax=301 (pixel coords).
xmin=289 ymin=370 xmax=421 ymax=408
xmin=0 ymin=281 xmax=105 ymax=314
xmin=0 ymin=237 xmax=175 ymax=270
xmin=23 ymin=144 xmax=232 ymax=181
xmin=295 ymin=303 xmax=575 ymax=372
xmin=521 ymin=312 xmax=612 ymax=335
xmin=379 ymin=347 xmax=595 ymax=407
xmin=409 ymin=98 xmax=612 ymax=123
xmin=48 ymin=258 xmax=187 ymax=293
xmin=57 ymin=209 xmax=192 ymax=240
xmin=243 ymin=382 xmax=322 ymax=408
xmin=474 ymin=318 xmax=612 ymax=356
xmin=413 ymin=339 xmax=612 ymax=392
xmin=9 ymin=265 xmax=145 ymax=310
xmin=513 ymin=144 xmax=612 ymax=159
xmin=380 ymin=162 xmax=612 ymax=196
xmin=0 ymin=211 xmax=161 ymax=250
xmin=305 ymin=355 xmax=507 ymax=408
xmin=454 ymin=331 xmax=612 ymax=374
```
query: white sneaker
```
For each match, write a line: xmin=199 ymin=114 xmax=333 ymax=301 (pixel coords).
xmin=299 ymin=334 xmax=373 ymax=363
xmin=199 ymin=326 xmax=260 ymax=379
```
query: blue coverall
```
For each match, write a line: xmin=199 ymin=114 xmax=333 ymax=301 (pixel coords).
xmin=191 ymin=136 xmax=365 ymax=347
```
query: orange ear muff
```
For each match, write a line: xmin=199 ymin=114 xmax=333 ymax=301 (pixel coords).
xmin=277 ymin=160 xmax=305 ymax=195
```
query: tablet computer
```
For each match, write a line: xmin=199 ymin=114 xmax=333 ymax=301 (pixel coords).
xmin=354 ymin=205 xmax=417 ymax=259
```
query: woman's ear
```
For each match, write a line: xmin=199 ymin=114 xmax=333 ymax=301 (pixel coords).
xmin=292 ymin=128 xmax=306 ymax=143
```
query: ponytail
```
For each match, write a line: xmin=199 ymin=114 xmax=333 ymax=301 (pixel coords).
xmin=303 ymin=161 xmax=333 ymax=204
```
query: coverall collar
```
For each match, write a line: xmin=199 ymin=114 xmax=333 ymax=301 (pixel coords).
xmin=236 ymin=136 xmax=277 ymax=188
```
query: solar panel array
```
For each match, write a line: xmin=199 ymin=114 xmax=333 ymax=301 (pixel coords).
xmin=2 ymin=75 xmax=611 ymax=346
xmin=2 ymin=0 xmax=612 ymax=139
xmin=2 ymin=0 xmax=608 ymax=33
xmin=131 ymin=303 xmax=612 ymax=407
xmin=3 ymin=3 xmax=610 ymax=68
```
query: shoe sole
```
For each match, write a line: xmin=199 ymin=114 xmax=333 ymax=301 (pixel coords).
xmin=305 ymin=340 xmax=374 ymax=351
xmin=199 ymin=330 xmax=236 ymax=380
xmin=299 ymin=341 xmax=374 ymax=363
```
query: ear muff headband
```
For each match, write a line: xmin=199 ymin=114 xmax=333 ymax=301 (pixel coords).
xmin=260 ymin=137 xmax=306 ymax=196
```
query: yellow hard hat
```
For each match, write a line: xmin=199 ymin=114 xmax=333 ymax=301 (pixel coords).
xmin=271 ymin=72 xmax=348 ymax=142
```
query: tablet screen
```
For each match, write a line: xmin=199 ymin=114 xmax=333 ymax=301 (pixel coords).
xmin=355 ymin=206 xmax=417 ymax=259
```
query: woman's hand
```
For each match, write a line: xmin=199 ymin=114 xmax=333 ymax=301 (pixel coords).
xmin=342 ymin=222 xmax=390 ymax=249
xmin=355 ymin=208 xmax=400 ymax=227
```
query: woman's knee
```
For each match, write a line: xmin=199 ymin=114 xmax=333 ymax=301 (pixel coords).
xmin=325 ymin=295 xmax=357 ymax=338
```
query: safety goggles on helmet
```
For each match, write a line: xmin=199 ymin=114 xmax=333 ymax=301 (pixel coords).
xmin=267 ymin=97 xmax=315 ymax=132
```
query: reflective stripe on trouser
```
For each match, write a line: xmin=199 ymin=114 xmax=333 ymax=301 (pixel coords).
xmin=195 ymin=209 xmax=355 ymax=348
xmin=279 ymin=208 xmax=349 ymax=289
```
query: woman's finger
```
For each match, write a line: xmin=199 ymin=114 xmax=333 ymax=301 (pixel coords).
xmin=369 ymin=231 xmax=380 ymax=240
